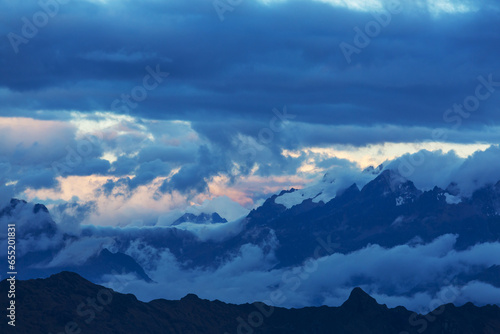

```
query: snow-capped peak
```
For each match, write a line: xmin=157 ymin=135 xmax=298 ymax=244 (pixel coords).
xmin=274 ymin=168 xmax=377 ymax=209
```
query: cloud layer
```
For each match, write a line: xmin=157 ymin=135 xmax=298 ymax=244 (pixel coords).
xmin=101 ymin=233 xmax=500 ymax=312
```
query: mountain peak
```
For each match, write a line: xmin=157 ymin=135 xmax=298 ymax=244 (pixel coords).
xmin=336 ymin=183 xmax=360 ymax=199
xmin=362 ymin=169 xmax=404 ymax=194
xmin=3 ymin=273 xmax=500 ymax=333
xmin=48 ymin=271 xmax=88 ymax=283
xmin=33 ymin=203 xmax=49 ymax=214
xmin=321 ymin=172 xmax=335 ymax=183
xmin=0 ymin=198 xmax=27 ymax=216
xmin=172 ymin=212 xmax=227 ymax=225
xmin=361 ymin=169 xmax=421 ymax=205
xmin=362 ymin=164 xmax=384 ymax=175
xmin=279 ymin=188 xmax=296 ymax=196
xmin=342 ymin=287 xmax=379 ymax=310
xmin=181 ymin=293 xmax=201 ymax=301
xmin=10 ymin=198 xmax=27 ymax=207
xmin=349 ymin=287 xmax=375 ymax=302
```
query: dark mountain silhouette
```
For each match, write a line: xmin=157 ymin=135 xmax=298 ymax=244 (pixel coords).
xmin=16 ymin=247 xmax=153 ymax=283
xmin=1 ymin=272 xmax=499 ymax=334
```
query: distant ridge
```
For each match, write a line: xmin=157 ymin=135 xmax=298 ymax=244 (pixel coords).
xmin=1 ymin=272 xmax=500 ymax=333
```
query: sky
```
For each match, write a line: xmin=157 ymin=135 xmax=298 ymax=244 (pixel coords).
xmin=3 ymin=0 xmax=500 ymax=314
xmin=1 ymin=0 xmax=500 ymax=226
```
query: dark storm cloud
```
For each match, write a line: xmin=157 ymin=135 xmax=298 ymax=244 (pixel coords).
xmin=128 ymin=159 xmax=170 ymax=189
xmin=110 ymin=156 xmax=137 ymax=176
xmin=69 ymin=158 xmax=111 ymax=176
xmin=14 ymin=169 xmax=58 ymax=190
xmin=2 ymin=0 xmax=500 ymax=198
xmin=2 ymin=0 xmax=500 ymax=134
xmin=137 ymin=145 xmax=195 ymax=165
xmin=161 ymin=145 xmax=226 ymax=193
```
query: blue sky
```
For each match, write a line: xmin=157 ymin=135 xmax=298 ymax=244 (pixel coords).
xmin=1 ymin=0 xmax=500 ymax=225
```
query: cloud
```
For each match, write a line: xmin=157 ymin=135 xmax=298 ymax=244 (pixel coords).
xmin=109 ymin=156 xmax=137 ymax=176
xmin=137 ymin=145 xmax=195 ymax=165
xmin=160 ymin=145 xmax=229 ymax=193
xmin=45 ymin=237 xmax=115 ymax=268
xmin=166 ymin=217 xmax=248 ymax=242
xmin=1 ymin=0 xmax=500 ymax=133
xmin=95 ymin=233 xmax=500 ymax=312
xmin=79 ymin=50 xmax=171 ymax=63
xmin=185 ymin=195 xmax=250 ymax=221
xmin=69 ymin=158 xmax=111 ymax=176
xmin=48 ymin=201 xmax=97 ymax=235
xmin=128 ymin=159 xmax=171 ymax=189
xmin=2 ymin=0 xmax=500 ymax=209
xmin=387 ymin=145 xmax=500 ymax=195
xmin=452 ymin=145 xmax=500 ymax=195
xmin=0 ymin=200 xmax=64 ymax=257
xmin=4 ymin=193 xmax=500 ymax=312
xmin=2 ymin=0 xmax=500 ymax=315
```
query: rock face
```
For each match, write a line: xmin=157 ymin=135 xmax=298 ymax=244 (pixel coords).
xmin=0 ymin=199 xmax=153 ymax=283
xmin=1 ymin=272 xmax=500 ymax=334
xmin=234 ymin=169 xmax=500 ymax=268
xmin=172 ymin=212 xmax=228 ymax=225
xmin=3 ymin=168 xmax=500 ymax=309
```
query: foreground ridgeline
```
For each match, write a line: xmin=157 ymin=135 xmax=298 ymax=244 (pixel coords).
xmin=1 ymin=272 xmax=499 ymax=334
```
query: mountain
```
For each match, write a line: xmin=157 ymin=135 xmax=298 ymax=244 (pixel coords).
xmin=229 ymin=169 xmax=500 ymax=268
xmin=1 ymin=272 xmax=499 ymax=334
xmin=16 ymin=247 xmax=153 ymax=283
xmin=0 ymin=199 xmax=152 ymax=282
xmin=0 ymin=199 xmax=58 ymax=238
xmin=3 ymin=168 xmax=500 ymax=302
xmin=458 ymin=265 xmax=500 ymax=288
xmin=172 ymin=212 xmax=228 ymax=225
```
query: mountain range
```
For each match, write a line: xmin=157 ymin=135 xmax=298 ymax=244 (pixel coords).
xmin=2 ymin=167 xmax=500 ymax=305
xmin=1 ymin=271 xmax=500 ymax=334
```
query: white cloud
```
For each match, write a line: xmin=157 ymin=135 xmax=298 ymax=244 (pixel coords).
xmin=98 ymin=233 xmax=500 ymax=311
xmin=259 ymin=0 xmax=476 ymax=14
xmin=167 ymin=217 xmax=248 ymax=242
xmin=185 ymin=195 xmax=250 ymax=221
xmin=45 ymin=237 xmax=114 ymax=268
xmin=387 ymin=145 xmax=500 ymax=196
